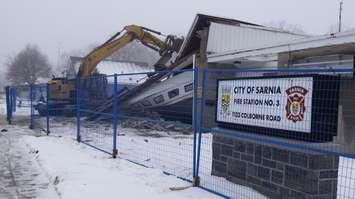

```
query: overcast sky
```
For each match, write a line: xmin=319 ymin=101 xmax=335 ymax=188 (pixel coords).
xmin=1 ymin=0 xmax=354 ymax=73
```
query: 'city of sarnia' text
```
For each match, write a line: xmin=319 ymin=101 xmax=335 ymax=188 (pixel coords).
xmin=234 ymin=86 xmax=281 ymax=94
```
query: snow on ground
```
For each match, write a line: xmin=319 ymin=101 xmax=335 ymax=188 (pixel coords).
xmin=2 ymin=95 xmax=355 ymax=199
xmin=0 ymin=94 xmax=279 ymax=199
xmin=0 ymin=128 xmax=59 ymax=199
xmin=0 ymin=96 xmax=218 ymax=199
xmin=41 ymin=116 xmax=268 ymax=199
xmin=28 ymin=114 xmax=355 ymax=199
xmin=22 ymin=134 xmax=218 ymax=199
xmin=9 ymin=99 xmax=32 ymax=116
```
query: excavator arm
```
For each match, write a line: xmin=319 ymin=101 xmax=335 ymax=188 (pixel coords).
xmin=44 ymin=25 xmax=182 ymax=111
xmin=78 ymin=25 xmax=183 ymax=77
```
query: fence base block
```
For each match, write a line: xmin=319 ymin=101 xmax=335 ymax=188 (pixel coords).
xmin=192 ymin=176 xmax=200 ymax=187
xmin=211 ymin=133 xmax=339 ymax=199
xmin=112 ymin=149 xmax=118 ymax=159
xmin=77 ymin=135 xmax=81 ymax=143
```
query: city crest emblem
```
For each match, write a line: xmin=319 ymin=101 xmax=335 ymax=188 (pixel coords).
xmin=285 ymin=86 xmax=308 ymax=123
xmin=220 ymin=86 xmax=232 ymax=116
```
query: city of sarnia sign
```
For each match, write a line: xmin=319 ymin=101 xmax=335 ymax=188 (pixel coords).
xmin=217 ymin=76 xmax=313 ymax=134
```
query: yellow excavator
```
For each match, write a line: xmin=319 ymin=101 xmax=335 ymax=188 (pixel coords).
xmin=37 ymin=25 xmax=183 ymax=115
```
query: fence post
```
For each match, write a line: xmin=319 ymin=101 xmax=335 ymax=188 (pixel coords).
xmin=12 ymin=88 xmax=16 ymax=112
xmin=11 ymin=88 xmax=16 ymax=118
xmin=29 ymin=84 xmax=34 ymax=129
xmin=112 ymin=74 xmax=118 ymax=158
xmin=9 ymin=88 xmax=13 ymax=113
xmin=192 ymin=67 xmax=199 ymax=186
xmin=5 ymin=86 xmax=12 ymax=124
xmin=46 ymin=83 xmax=50 ymax=135
xmin=10 ymin=88 xmax=14 ymax=116
xmin=76 ymin=77 xmax=81 ymax=142
xmin=195 ymin=69 xmax=207 ymax=183
xmin=9 ymin=87 xmax=16 ymax=112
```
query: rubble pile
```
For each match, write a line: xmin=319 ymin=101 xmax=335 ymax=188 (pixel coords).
xmin=120 ymin=119 xmax=193 ymax=135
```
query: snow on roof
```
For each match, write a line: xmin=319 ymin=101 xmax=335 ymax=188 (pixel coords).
xmin=96 ymin=60 xmax=152 ymax=75
xmin=72 ymin=59 xmax=154 ymax=85
xmin=36 ymin=77 xmax=51 ymax=84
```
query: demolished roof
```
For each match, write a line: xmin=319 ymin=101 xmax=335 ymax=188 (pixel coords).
xmin=175 ymin=13 xmax=261 ymax=62
xmin=173 ymin=13 xmax=307 ymax=67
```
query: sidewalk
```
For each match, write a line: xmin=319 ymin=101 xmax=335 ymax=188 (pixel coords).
xmin=0 ymin=122 xmax=59 ymax=199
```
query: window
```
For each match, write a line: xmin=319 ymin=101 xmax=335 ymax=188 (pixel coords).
xmin=132 ymin=103 xmax=141 ymax=109
xmin=184 ymin=83 xmax=193 ymax=92
xmin=142 ymin=100 xmax=152 ymax=107
xmin=153 ymin=95 xmax=164 ymax=104
xmin=168 ymin=89 xmax=179 ymax=99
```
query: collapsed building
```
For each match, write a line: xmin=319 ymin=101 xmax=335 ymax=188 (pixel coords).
xmin=104 ymin=14 xmax=354 ymax=135
xmin=64 ymin=14 xmax=354 ymax=140
xmin=116 ymin=14 xmax=307 ymax=123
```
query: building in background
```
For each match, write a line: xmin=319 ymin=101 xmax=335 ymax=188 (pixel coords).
xmin=208 ymin=29 xmax=355 ymax=70
xmin=67 ymin=56 xmax=153 ymax=85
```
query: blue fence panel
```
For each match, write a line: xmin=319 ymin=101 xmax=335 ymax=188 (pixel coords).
xmin=5 ymin=67 xmax=353 ymax=199
xmin=43 ymin=78 xmax=77 ymax=137
xmin=5 ymin=86 xmax=12 ymax=123
xmin=5 ymin=85 xmax=31 ymax=126
xmin=70 ymin=69 xmax=198 ymax=182
xmin=78 ymin=74 xmax=114 ymax=155
xmin=30 ymin=83 xmax=48 ymax=131
xmin=196 ymin=67 xmax=355 ymax=199
xmin=113 ymin=69 xmax=196 ymax=182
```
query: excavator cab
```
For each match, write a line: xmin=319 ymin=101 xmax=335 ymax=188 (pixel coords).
xmin=48 ymin=78 xmax=75 ymax=102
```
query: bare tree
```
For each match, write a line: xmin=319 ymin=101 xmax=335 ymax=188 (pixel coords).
xmin=6 ymin=45 xmax=51 ymax=85
xmin=264 ymin=21 xmax=306 ymax=35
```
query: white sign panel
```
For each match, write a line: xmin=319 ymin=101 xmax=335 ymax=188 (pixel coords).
xmin=216 ymin=77 xmax=313 ymax=133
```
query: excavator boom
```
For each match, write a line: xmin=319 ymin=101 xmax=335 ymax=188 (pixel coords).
xmin=78 ymin=25 xmax=183 ymax=77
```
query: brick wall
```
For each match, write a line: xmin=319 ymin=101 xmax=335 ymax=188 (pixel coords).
xmin=212 ymin=134 xmax=339 ymax=199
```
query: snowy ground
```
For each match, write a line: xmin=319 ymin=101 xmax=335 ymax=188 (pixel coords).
xmin=0 ymin=125 xmax=59 ymax=199
xmin=2 ymin=95 xmax=355 ymax=199
xmin=0 ymin=125 xmax=218 ymax=199
xmin=44 ymin=116 xmax=267 ymax=199
xmin=0 ymin=97 xmax=219 ymax=199
xmin=3 ymin=96 xmax=267 ymax=199
xmin=22 ymin=134 xmax=218 ymax=199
